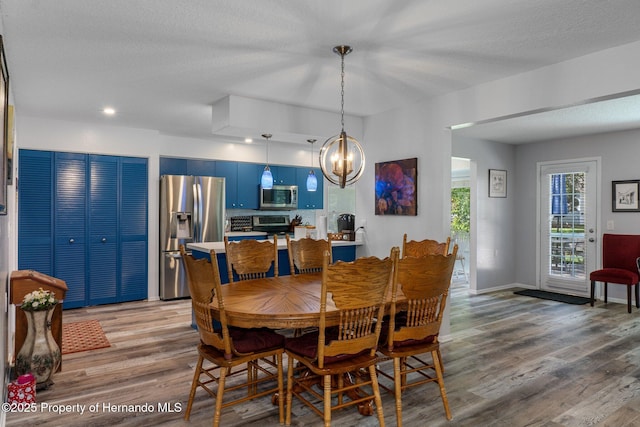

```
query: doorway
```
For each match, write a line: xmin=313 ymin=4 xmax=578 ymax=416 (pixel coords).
xmin=451 ymin=158 xmax=471 ymax=285
xmin=538 ymin=159 xmax=599 ymax=296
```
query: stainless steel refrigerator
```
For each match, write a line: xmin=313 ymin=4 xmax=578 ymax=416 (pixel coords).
xmin=160 ymin=175 xmax=225 ymax=299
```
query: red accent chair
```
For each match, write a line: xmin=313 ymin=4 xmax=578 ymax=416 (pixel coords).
xmin=589 ymin=233 xmax=640 ymax=313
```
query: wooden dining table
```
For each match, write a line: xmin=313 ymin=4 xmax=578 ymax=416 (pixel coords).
xmin=210 ymin=272 xmax=402 ymax=330
xmin=211 ymin=273 xmax=332 ymax=329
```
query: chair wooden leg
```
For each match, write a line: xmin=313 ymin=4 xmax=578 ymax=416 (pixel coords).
xmin=590 ymin=280 xmax=596 ymax=307
xmin=213 ymin=367 xmax=228 ymax=427
xmin=275 ymin=353 xmax=284 ymax=424
xmin=369 ymin=364 xmax=386 ymax=427
xmin=393 ymin=357 xmax=404 ymax=427
xmin=432 ymin=350 xmax=452 ymax=420
xmin=323 ymin=374 xmax=332 ymax=427
xmin=184 ymin=355 xmax=204 ymax=421
xmin=285 ymin=356 xmax=294 ymax=426
xmin=627 ymin=286 xmax=632 ymax=313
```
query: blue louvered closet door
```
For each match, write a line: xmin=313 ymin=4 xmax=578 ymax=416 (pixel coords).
xmin=18 ymin=149 xmax=148 ymax=309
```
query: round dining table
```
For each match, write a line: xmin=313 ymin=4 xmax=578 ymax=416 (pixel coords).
xmin=211 ymin=273 xmax=334 ymax=329
xmin=210 ymin=272 xmax=402 ymax=329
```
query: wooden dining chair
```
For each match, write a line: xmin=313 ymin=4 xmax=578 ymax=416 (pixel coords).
xmin=284 ymin=247 xmax=399 ymax=427
xmin=285 ymin=234 xmax=331 ymax=275
xmin=402 ymin=233 xmax=450 ymax=258
xmin=180 ymin=246 xmax=285 ymax=427
xmin=377 ymin=245 xmax=458 ymax=426
xmin=224 ymin=235 xmax=278 ymax=283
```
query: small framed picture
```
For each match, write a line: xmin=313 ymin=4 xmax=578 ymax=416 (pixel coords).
xmin=488 ymin=169 xmax=507 ymax=198
xmin=612 ymin=180 xmax=640 ymax=212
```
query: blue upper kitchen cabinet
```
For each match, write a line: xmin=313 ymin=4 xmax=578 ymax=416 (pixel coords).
xmin=186 ymin=159 xmax=216 ymax=176
xmin=217 ymin=161 xmax=260 ymax=209
xmin=237 ymin=162 xmax=262 ymax=209
xmin=270 ymin=165 xmax=296 ymax=185
xmin=296 ymin=167 xmax=323 ymax=209
xmin=216 ymin=161 xmax=238 ymax=209
xmin=159 ymin=157 xmax=188 ymax=176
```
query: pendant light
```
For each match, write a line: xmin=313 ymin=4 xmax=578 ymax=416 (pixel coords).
xmin=261 ymin=133 xmax=273 ymax=189
xmin=319 ymin=45 xmax=365 ymax=188
xmin=306 ymin=139 xmax=318 ymax=192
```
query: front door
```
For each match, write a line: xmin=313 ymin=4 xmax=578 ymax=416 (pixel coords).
xmin=539 ymin=160 xmax=599 ymax=296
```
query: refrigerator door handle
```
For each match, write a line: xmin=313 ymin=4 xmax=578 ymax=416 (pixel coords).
xmin=193 ymin=181 xmax=202 ymax=242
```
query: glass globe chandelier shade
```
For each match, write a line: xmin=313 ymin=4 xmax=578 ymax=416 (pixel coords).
xmin=261 ymin=133 xmax=273 ymax=189
xmin=319 ymin=45 xmax=365 ymax=189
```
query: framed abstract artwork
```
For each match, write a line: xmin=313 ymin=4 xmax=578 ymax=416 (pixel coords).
xmin=375 ymin=157 xmax=417 ymax=215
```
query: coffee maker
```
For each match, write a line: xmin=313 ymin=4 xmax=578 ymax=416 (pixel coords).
xmin=337 ymin=213 xmax=355 ymax=241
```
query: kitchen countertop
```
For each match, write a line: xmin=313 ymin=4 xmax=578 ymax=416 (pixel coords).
xmin=188 ymin=234 xmax=363 ymax=254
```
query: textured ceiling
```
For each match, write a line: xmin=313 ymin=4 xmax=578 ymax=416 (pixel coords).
xmin=1 ymin=0 xmax=640 ymax=143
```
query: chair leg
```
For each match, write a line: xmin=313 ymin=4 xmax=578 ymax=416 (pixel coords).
xmin=604 ymin=282 xmax=608 ymax=303
xmin=393 ymin=357 xmax=404 ymax=427
xmin=277 ymin=353 xmax=284 ymax=425
xmin=432 ymin=349 xmax=452 ymax=420
xmin=213 ymin=367 xmax=228 ymax=427
xmin=627 ymin=286 xmax=632 ymax=313
xmin=323 ymin=374 xmax=332 ymax=427
xmin=369 ymin=364 xmax=386 ymax=427
xmin=636 ymin=283 xmax=639 ymax=309
xmin=285 ymin=356 xmax=294 ymax=426
xmin=590 ymin=280 xmax=596 ymax=307
xmin=184 ymin=355 xmax=204 ymax=421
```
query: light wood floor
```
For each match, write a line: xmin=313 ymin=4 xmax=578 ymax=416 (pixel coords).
xmin=8 ymin=280 xmax=640 ymax=426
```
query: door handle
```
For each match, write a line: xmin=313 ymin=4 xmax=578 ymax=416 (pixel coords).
xmin=69 ymin=238 xmax=75 ymax=244
xmin=101 ymin=237 xmax=107 ymax=243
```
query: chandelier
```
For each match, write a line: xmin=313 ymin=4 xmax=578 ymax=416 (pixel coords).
xmin=319 ymin=45 xmax=365 ymax=188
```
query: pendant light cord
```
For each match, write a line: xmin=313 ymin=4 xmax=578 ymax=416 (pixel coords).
xmin=340 ymin=52 xmax=345 ymax=133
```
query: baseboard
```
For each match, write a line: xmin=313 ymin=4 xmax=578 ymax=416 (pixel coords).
xmin=468 ymin=282 xmax=532 ymax=295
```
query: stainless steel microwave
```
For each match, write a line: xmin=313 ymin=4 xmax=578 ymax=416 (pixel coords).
xmin=259 ymin=185 xmax=298 ymax=210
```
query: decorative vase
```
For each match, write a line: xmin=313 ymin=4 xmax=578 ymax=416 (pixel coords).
xmin=16 ymin=306 xmax=61 ymax=390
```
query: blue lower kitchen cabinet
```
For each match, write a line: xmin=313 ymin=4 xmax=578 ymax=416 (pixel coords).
xmin=18 ymin=149 xmax=148 ymax=309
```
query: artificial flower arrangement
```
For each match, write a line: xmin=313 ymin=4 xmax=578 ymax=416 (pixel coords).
xmin=20 ymin=288 xmax=58 ymax=311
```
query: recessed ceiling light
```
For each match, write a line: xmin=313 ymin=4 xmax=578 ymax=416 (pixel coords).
xmin=244 ymin=137 xmax=253 ymax=143
xmin=103 ymin=107 xmax=116 ymax=116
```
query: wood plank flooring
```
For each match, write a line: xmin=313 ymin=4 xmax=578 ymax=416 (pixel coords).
xmin=7 ymin=279 xmax=640 ymax=426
